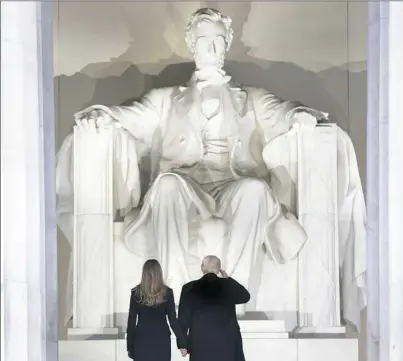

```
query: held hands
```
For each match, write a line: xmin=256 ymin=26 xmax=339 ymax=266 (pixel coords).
xmin=180 ymin=349 xmax=188 ymax=357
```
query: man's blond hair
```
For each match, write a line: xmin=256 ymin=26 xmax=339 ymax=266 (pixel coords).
xmin=201 ymin=255 xmax=221 ymax=274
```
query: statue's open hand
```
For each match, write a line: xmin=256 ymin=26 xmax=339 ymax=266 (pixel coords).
xmin=74 ymin=107 xmax=120 ymax=130
xmin=291 ymin=110 xmax=329 ymax=132
xmin=293 ymin=112 xmax=317 ymax=129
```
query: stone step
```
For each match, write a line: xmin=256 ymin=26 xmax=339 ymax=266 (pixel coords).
xmin=239 ymin=319 xmax=286 ymax=333
xmin=59 ymin=338 xmax=359 ymax=361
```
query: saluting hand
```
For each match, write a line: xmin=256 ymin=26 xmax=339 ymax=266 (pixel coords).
xmin=219 ymin=269 xmax=229 ymax=278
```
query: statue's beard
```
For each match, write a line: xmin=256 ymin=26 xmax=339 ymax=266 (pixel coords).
xmin=194 ymin=53 xmax=225 ymax=71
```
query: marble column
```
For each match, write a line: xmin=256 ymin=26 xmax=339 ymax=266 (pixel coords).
xmin=366 ymin=3 xmax=382 ymax=360
xmin=1 ymin=2 xmax=58 ymax=361
xmin=366 ymin=2 xmax=403 ymax=361
xmin=387 ymin=4 xmax=403 ymax=361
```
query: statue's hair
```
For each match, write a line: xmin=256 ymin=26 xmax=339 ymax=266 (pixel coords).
xmin=201 ymin=255 xmax=221 ymax=274
xmin=185 ymin=8 xmax=233 ymax=53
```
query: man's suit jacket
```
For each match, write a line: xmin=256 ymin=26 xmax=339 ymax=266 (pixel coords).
xmin=178 ymin=273 xmax=250 ymax=361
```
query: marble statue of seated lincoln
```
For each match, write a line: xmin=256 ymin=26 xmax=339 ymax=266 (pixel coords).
xmin=56 ymin=8 xmax=366 ymax=326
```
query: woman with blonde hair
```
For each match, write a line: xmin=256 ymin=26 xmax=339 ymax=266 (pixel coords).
xmin=126 ymin=259 xmax=187 ymax=360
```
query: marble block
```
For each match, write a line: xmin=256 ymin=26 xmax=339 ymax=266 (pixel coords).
xmin=68 ymin=327 xmax=119 ymax=340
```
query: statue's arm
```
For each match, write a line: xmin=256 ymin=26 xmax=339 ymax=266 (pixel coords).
xmin=252 ymin=88 xmax=328 ymax=143
xmin=75 ymin=88 xmax=165 ymax=146
xmin=255 ymin=88 xmax=332 ymax=216
xmin=55 ymin=89 xmax=166 ymax=243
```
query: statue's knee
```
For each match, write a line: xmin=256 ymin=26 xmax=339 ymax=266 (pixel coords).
xmin=156 ymin=174 xmax=182 ymax=193
xmin=239 ymin=178 xmax=267 ymax=198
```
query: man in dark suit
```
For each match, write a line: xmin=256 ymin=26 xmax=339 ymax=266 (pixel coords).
xmin=177 ymin=255 xmax=250 ymax=361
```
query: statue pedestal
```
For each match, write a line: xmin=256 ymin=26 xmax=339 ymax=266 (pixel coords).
xmin=296 ymin=125 xmax=341 ymax=327
xmin=72 ymin=126 xmax=115 ymax=329
xmin=59 ymin=336 xmax=358 ymax=361
xmin=293 ymin=326 xmax=347 ymax=336
xmin=67 ymin=327 xmax=119 ymax=340
xmin=239 ymin=319 xmax=286 ymax=333
xmin=239 ymin=319 xmax=288 ymax=339
xmin=60 ymin=319 xmax=357 ymax=361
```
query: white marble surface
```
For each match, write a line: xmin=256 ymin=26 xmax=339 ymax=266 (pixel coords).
xmin=386 ymin=3 xmax=403 ymax=361
xmin=1 ymin=2 xmax=58 ymax=361
xmin=59 ymin=340 xmax=116 ymax=361
xmin=366 ymin=3 xmax=381 ymax=361
xmin=59 ymin=338 xmax=358 ymax=361
xmin=73 ymin=126 xmax=115 ymax=328
xmin=238 ymin=319 xmax=286 ymax=333
xmin=366 ymin=3 xmax=403 ymax=361
xmin=68 ymin=327 xmax=119 ymax=340
xmin=297 ymin=125 xmax=340 ymax=327
xmin=298 ymin=339 xmax=358 ymax=361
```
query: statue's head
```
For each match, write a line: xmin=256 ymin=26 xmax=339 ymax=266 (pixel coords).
xmin=185 ymin=8 xmax=233 ymax=70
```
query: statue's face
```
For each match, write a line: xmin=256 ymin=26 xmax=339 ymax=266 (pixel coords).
xmin=192 ymin=20 xmax=227 ymax=70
